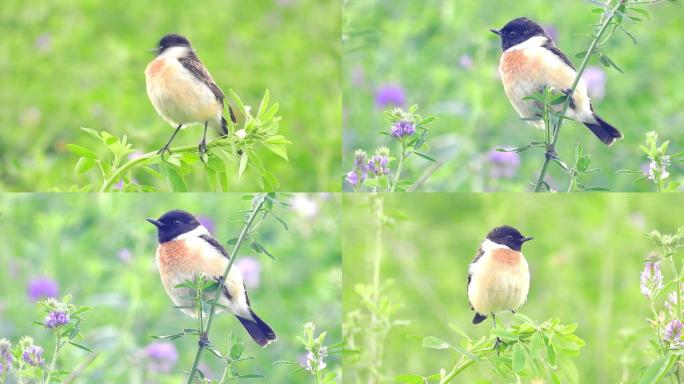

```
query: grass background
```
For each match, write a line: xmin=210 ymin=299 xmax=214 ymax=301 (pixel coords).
xmin=343 ymin=0 xmax=684 ymax=192
xmin=0 ymin=0 xmax=341 ymax=192
xmin=0 ymin=193 xmax=341 ymax=383
xmin=343 ymin=193 xmax=684 ymax=383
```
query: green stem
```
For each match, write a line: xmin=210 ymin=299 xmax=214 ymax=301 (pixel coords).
xmin=533 ymin=2 xmax=620 ymax=192
xmin=44 ymin=335 xmax=61 ymax=384
xmin=369 ymin=195 xmax=384 ymax=383
xmin=390 ymin=146 xmax=407 ymax=192
xmin=438 ymin=358 xmax=477 ymax=384
xmin=185 ymin=195 xmax=267 ymax=384
xmin=99 ymin=138 xmax=235 ymax=192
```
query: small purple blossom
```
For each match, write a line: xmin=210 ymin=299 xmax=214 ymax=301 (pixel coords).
xmin=303 ymin=346 xmax=328 ymax=372
xmin=0 ymin=339 xmax=12 ymax=374
xmin=144 ymin=342 xmax=178 ymax=373
xmin=346 ymin=150 xmax=368 ymax=187
xmin=375 ymin=84 xmax=406 ymax=108
xmin=345 ymin=170 xmax=360 ymax=187
xmin=236 ymin=257 xmax=262 ymax=289
xmin=663 ymin=319 xmax=684 ymax=347
xmin=487 ymin=150 xmax=521 ymax=179
xmin=367 ymin=155 xmax=390 ymax=176
xmin=390 ymin=120 xmax=416 ymax=138
xmin=458 ymin=54 xmax=473 ymax=70
xmin=22 ymin=345 xmax=44 ymax=367
xmin=118 ymin=248 xmax=133 ymax=263
xmin=44 ymin=311 xmax=70 ymax=329
xmin=582 ymin=66 xmax=606 ymax=100
xmin=640 ymin=260 xmax=663 ymax=299
xmin=27 ymin=277 xmax=59 ymax=301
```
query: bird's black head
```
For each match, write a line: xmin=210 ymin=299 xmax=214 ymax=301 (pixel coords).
xmin=157 ymin=34 xmax=192 ymax=56
xmin=491 ymin=17 xmax=547 ymax=51
xmin=486 ymin=225 xmax=533 ymax=251
xmin=147 ymin=210 xmax=201 ymax=243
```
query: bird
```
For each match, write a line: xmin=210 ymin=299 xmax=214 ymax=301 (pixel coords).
xmin=467 ymin=225 xmax=532 ymax=333
xmin=144 ymin=34 xmax=237 ymax=158
xmin=147 ymin=210 xmax=276 ymax=347
xmin=492 ymin=17 xmax=623 ymax=145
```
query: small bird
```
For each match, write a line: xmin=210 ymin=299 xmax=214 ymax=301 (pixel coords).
xmin=147 ymin=210 xmax=276 ymax=347
xmin=492 ymin=17 xmax=623 ymax=145
xmin=467 ymin=225 xmax=532 ymax=330
xmin=145 ymin=34 xmax=236 ymax=157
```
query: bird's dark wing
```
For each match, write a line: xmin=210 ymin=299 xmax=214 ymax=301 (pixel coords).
xmin=178 ymin=54 xmax=225 ymax=104
xmin=467 ymin=246 xmax=485 ymax=310
xmin=200 ymin=234 xmax=230 ymax=259
xmin=543 ymin=41 xmax=575 ymax=70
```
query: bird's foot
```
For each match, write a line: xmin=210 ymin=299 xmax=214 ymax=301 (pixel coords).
xmin=157 ymin=145 xmax=172 ymax=157
xmin=494 ymin=337 xmax=503 ymax=356
xmin=544 ymin=147 xmax=557 ymax=160
xmin=198 ymin=140 xmax=208 ymax=163
xmin=199 ymin=332 xmax=211 ymax=348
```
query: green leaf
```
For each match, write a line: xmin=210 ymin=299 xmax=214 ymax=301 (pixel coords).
xmin=257 ymin=89 xmax=270 ymax=118
xmin=67 ymin=144 xmax=98 ymax=159
xmin=162 ymin=164 xmax=187 ymax=192
xmin=238 ymin=152 xmax=248 ymax=179
xmin=251 ymin=240 xmax=275 ymax=259
xmin=638 ymin=354 xmax=676 ymax=384
xmin=68 ymin=341 xmax=93 ymax=352
xmin=422 ymin=336 xmax=450 ymax=349
xmin=228 ymin=89 xmax=247 ymax=117
xmin=75 ymin=157 xmax=97 ymax=174
xmin=512 ymin=343 xmax=525 ymax=373
xmin=413 ymin=152 xmax=437 ymax=162
xmin=263 ymin=143 xmax=289 ymax=161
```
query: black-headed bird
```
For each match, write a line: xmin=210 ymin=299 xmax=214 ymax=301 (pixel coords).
xmin=147 ymin=210 xmax=276 ymax=347
xmin=492 ymin=17 xmax=623 ymax=145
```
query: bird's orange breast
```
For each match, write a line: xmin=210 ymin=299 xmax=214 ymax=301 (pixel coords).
xmin=491 ymin=248 xmax=522 ymax=267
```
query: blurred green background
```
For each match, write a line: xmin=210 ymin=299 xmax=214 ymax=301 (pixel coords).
xmin=0 ymin=0 xmax=340 ymax=192
xmin=343 ymin=0 xmax=684 ymax=192
xmin=343 ymin=193 xmax=684 ymax=382
xmin=0 ymin=193 xmax=341 ymax=383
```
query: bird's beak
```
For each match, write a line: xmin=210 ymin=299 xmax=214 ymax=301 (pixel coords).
xmin=490 ymin=29 xmax=501 ymax=36
xmin=147 ymin=47 xmax=158 ymax=53
xmin=521 ymin=237 xmax=534 ymax=243
xmin=146 ymin=218 xmax=164 ymax=227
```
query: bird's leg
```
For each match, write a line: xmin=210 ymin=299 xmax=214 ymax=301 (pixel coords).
xmin=198 ymin=121 xmax=209 ymax=161
xmin=492 ymin=313 xmax=503 ymax=354
xmin=158 ymin=124 xmax=183 ymax=156
xmin=198 ymin=331 xmax=211 ymax=348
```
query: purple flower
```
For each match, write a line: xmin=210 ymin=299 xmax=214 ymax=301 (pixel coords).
xmin=144 ymin=342 xmax=178 ymax=373
xmin=346 ymin=150 xmax=368 ymax=187
xmin=345 ymin=171 xmax=360 ymax=187
xmin=640 ymin=260 xmax=663 ymax=299
xmin=118 ymin=248 xmax=133 ymax=263
xmin=198 ymin=216 xmax=216 ymax=233
xmin=22 ymin=345 xmax=44 ymax=367
xmin=303 ymin=346 xmax=328 ymax=372
xmin=487 ymin=150 xmax=521 ymax=179
xmin=663 ymin=319 xmax=683 ymax=347
xmin=0 ymin=339 xmax=12 ymax=374
xmin=458 ymin=54 xmax=473 ymax=70
xmin=390 ymin=120 xmax=416 ymax=139
xmin=236 ymin=257 xmax=262 ymax=289
xmin=44 ymin=311 xmax=70 ymax=329
xmin=375 ymin=84 xmax=406 ymax=108
xmin=582 ymin=66 xmax=606 ymax=100
xmin=27 ymin=277 xmax=59 ymax=301
xmin=368 ymin=155 xmax=390 ymax=176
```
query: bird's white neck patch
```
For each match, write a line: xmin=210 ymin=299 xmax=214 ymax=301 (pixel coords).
xmin=173 ymin=225 xmax=209 ymax=241
xmin=481 ymin=238 xmax=511 ymax=252
xmin=505 ymin=35 xmax=548 ymax=52
xmin=159 ymin=46 xmax=193 ymax=60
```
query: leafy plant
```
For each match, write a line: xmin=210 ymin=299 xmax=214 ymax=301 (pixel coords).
xmin=65 ymin=90 xmax=291 ymax=192
xmin=345 ymin=106 xmax=436 ymax=192
xmin=275 ymin=322 xmax=344 ymax=384
xmin=396 ymin=314 xmax=585 ymax=384
xmin=639 ymin=227 xmax=684 ymax=383
xmin=618 ymin=131 xmax=683 ymax=192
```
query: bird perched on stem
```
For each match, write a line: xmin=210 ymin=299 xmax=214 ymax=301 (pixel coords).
xmin=468 ymin=225 xmax=532 ymax=345
xmin=492 ymin=17 xmax=623 ymax=145
xmin=147 ymin=210 xmax=276 ymax=347
xmin=145 ymin=34 xmax=237 ymax=158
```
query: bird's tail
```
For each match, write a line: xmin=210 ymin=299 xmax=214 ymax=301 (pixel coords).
xmin=584 ymin=114 xmax=623 ymax=146
xmin=236 ymin=310 xmax=277 ymax=347
xmin=219 ymin=106 xmax=238 ymax=137
xmin=472 ymin=313 xmax=487 ymax=325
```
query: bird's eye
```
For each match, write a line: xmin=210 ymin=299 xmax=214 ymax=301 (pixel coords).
xmin=175 ymin=220 xmax=181 ymax=224
xmin=509 ymin=31 xmax=517 ymax=38
xmin=507 ymin=235 xmax=513 ymax=238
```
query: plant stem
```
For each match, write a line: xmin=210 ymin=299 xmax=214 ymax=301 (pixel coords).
xmin=44 ymin=335 xmax=61 ymax=384
xmin=390 ymin=146 xmax=407 ymax=192
xmin=185 ymin=195 xmax=267 ymax=384
xmin=533 ymin=2 xmax=620 ymax=192
xmin=368 ymin=194 xmax=384 ymax=383
xmin=438 ymin=358 xmax=477 ymax=384
xmin=99 ymin=138 xmax=235 ymax=192
xmin=63 ymin=352 xmax=99 ymax=384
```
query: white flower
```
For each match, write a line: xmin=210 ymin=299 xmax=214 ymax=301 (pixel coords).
xmin=235 ymin=129 xmax=247 ymax=140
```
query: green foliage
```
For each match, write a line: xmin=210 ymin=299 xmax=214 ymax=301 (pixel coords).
xmin=64 ymin=91 xmax=290 ymax=192
xmin=619 ymin=131 xmax=684 ymax=192
xmin=0 ymin=0 xmax=340 ymax=192
xmin=397 ymin=315 xmax=585 ymax=384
